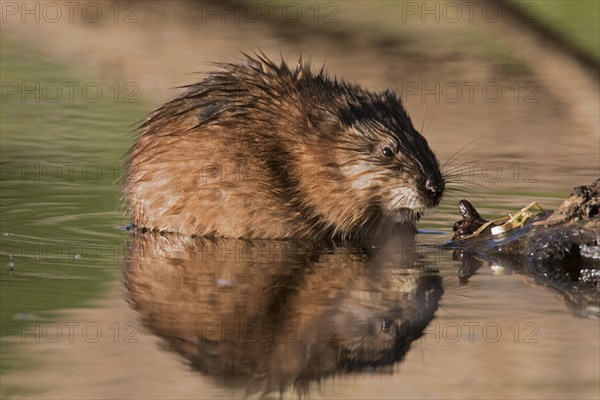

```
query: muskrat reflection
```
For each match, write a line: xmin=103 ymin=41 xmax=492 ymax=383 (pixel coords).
xmin=125 ymin=232 xmax=442 ymax=396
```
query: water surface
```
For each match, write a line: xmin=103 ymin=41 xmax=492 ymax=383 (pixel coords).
xmin=1 ymin=2 xmax=599 ymax=398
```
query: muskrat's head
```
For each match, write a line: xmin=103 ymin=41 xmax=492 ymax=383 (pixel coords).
xmin=299 ymin=79 xmax=445 ymax=225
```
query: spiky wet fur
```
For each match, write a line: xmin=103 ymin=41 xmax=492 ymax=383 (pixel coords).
xmin=125 ymin=54 xmax=443 ymax=239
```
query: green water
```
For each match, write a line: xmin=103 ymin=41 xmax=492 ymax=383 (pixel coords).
xmin=0 ymin=39 xmax=147 ymax=372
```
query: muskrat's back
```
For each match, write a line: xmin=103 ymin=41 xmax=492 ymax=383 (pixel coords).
xmin=125 ymin=55 xmax=445 ymax=239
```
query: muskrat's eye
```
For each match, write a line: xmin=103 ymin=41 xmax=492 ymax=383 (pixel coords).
xmin=381 ymin=147 xmax=394 ymax=158
xmin=381 ymin=318 xmax=395 ymax=333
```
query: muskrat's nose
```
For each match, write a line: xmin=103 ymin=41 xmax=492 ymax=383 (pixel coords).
xmin=425 ymin=179 xmax=444 ymax=199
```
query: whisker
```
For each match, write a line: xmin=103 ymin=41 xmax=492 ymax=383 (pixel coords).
xmin=441 ymin=137 xmax=481 ymax=169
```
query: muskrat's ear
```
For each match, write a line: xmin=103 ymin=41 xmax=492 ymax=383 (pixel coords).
xmin=306 ymin=107 xmax=337 ymax=129
xmin=197 ymin=102 xmax=227 ymax=127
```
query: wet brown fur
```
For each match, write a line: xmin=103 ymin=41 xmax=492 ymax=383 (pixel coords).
xmin=125 ymin=54 xmax=444 ymax=239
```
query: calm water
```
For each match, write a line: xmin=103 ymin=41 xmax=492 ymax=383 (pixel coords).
xmin=1 ymin=2 xmax=599 ymax=399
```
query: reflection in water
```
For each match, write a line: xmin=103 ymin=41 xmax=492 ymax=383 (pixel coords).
xmin=453 ymin=249 xmax=600 ymax=319
xmin=125 ymin=231 xmax=442 ymax=396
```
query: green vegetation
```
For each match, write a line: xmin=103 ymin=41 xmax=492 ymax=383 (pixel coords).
xmin=0 ymin=38 xmax=147 ymax=374
xmin=512 ymin=0 xmax=600 ymax=61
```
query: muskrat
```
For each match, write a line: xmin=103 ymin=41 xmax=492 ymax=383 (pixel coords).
xmin=125 ymin=54 xmax=444 ymax=239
